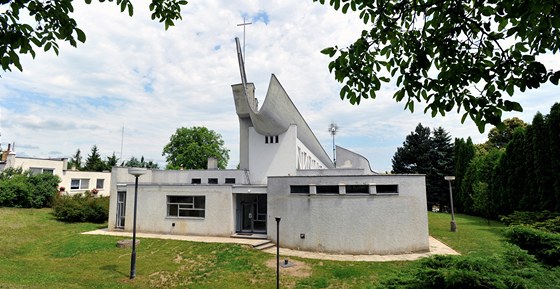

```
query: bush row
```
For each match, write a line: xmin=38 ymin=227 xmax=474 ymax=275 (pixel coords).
xmin=500 ymin=211 xmax=560 ymax=227
xmin=377 ymin=246 xmax=560 ymax=289
xmin=504 ymin=225 xmax=560 ymax=266
xmin=0 ymin=168 xmax=60 ymax=208
xmin=51 ymin=192 xmax=109 ymax=223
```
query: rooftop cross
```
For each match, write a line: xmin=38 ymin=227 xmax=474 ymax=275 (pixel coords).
xmin=237 ymin=16 xmax=252 ymax=60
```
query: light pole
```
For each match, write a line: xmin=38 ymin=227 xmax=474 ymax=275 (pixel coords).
xmin=128 ymin=167 xmax=147 ymax=279
xmin=275 ymin=217 xmax=281 ymax=289
xmin=444 ymin=176 xmax=457 ymax=232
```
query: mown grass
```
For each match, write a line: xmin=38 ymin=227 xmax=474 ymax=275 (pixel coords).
xmin=0 ymin=208 xmax=509 ymax=288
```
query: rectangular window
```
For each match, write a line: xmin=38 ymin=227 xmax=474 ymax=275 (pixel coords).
xmin=377 ymin=185 xmax=399 ymax=194
xmin=346 ymin=185 xmax=369 ymax=194
xmin=275 ymin=135 xmax=279 ymax=143
xmin=208 ymin=178 xmax=218 ymax=184
xmin=70 ymin=179 xmax=89 ymax=190
xmin=29 ymin=167 xmax=54 ymax=175
xmin=316 ymin=185 xmax=339 ymax=194
xmin=167 ymin=196 xmax=205 ymax=218
xmin=265 ymin=136 xmax=269 ymax=143
xmin=96 ymin=179 xmax=105 ymax=189
xmin=225 ymin=178 xmax=236 ymax=184
xmin=290 ymin=185 xmax=310 ymax=194
xmin=191 ymin=178 xmax=201 ymax=184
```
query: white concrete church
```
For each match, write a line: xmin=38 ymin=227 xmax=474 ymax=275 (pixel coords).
xmin=107 ymin=40 xmax=429 ymax=255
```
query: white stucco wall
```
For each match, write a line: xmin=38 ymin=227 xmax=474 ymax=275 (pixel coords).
xmin=108 ymin=167 xmax=247 ymax=236
xmin=248 ymin=125 xmax=298 ymax=184
xmin=120 ymin=184 xmax=234 ymax=236
xmin=13 ymin=157 xmax=65 ymax=175
xmin=267 ymin=174 xmax=429 ymax=255
xmin=60 ymin=170 xmax=112 ymax=196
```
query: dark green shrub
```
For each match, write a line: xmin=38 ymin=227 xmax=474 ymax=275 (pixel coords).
xmin=0 ymin=168 xmax=60 ymax=208
xmin=52 ymin=192 xmax=109 ymax=223
xmin=377 ymin=246 xmax=560 ymax=289
xmin=533 ymin=217 xmax=560 ymax=233
xmin=504 ymin=226 xmax=560 ymax=266
xmin=500 ymin=211 xmax=560 ymax=226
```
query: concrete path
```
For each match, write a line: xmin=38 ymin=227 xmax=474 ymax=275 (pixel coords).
xmin=83 ymin=229 xmax=459 ymax=262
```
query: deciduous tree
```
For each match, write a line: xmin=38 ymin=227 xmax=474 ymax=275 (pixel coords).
xmin=162 ymin=126 xmax=229 ymax=170
xmin=316 ymin=0 xmax=560 ymax=132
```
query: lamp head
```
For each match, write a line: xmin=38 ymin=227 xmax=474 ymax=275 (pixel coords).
xmin=128 ymin=167 xmax=148 ymax=177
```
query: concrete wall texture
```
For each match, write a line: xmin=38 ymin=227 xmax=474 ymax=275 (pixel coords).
xmin=267 ymin=174 xmax=429 ymax=254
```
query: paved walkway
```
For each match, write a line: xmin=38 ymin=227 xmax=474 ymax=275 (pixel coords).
xmin=83 ymin=229 xmax=459 ymax=262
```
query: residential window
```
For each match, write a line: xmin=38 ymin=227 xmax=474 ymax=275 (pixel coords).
xmin=208 ymin=178 xmax=218 ymax=184
xmin=29 ymin=167 xmax=54 ymax=175
xmin=290 ymin=185 xmax=310 ymax=194
xmin=316 ymin=185 xmax=339 ymax=194
xmin=191 ymin=178 xmax=201 ymax=184
xmin=96 ymin=179 xmax=105 ymax=189
xmin=70 ymin=179 xmax=89 ymax=190
xmin=377 ymin=185 xmax=399 ymax=194
xmin=225 ymin=178 xmax=236 ymax=184
xmin=346 ymin=185 xmax=369 ymax=194
xmin=167 ymin=196 xmax=205 ymax=218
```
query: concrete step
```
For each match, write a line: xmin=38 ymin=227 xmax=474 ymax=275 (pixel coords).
xmin=253 ymin=241 xmax=275 ymax=251
xmin=230 ymin=233 xmax=268 ymax=240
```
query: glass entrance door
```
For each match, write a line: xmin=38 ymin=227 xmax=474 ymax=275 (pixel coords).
xmin=237 ymin=194 xmax=266 ymax=233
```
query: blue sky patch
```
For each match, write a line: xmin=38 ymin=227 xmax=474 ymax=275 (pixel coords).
xmin=252 ymin=10 xmax=270 ymax=25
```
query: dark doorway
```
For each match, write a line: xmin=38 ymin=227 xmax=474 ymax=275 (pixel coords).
xmin=237 ymin=194 xmax=266 ymax=233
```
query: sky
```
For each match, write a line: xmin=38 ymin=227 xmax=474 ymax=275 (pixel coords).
xmin=0 ymin=1 xmax=559 ymax=173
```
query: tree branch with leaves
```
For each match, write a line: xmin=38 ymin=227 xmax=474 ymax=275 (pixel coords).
xmin=1 ymin=0 xmax=187 ymax=73
xmin=316 ymin=0 xmax=560 ymax=132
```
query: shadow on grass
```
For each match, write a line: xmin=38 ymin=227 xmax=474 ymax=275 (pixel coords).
xmin=100 ymin=264 xmax=128 ymax=278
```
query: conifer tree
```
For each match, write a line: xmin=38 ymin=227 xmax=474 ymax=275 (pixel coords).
xmin=83 ymin=145 xmax=105 ymax=172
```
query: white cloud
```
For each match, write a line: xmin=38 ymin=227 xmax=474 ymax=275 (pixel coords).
xmin=0 ymin=1 xmax=558 ymax=172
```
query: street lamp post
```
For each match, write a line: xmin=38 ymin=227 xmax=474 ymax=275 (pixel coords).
xmin=444 ymin=176 xmax=457 ymax=232
xmin=128 ymin=167 xmax=147 ymax=279
xmin=275 ymin=217 xmax=281 ymax=289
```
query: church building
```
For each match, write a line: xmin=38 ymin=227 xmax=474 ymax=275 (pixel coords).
xmin=107 ymin=41 xmax=429 ymax=255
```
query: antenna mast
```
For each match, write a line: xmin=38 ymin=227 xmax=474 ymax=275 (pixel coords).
xmin=328 ymin=123 xmax=339 ymax=167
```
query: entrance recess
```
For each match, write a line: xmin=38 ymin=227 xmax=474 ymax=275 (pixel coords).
xmin=237 ymin=194 xmax=266 ymax=233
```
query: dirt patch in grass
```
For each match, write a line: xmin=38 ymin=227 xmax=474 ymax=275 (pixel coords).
xmin=265 ymin=258 xmax=311 ymax=278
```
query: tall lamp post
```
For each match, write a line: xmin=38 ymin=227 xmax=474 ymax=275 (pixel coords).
xmin=128 ymin=167 xmax=147 ymax=279
xmin=275 ymin=217 xmax=281 ymax=289
xmin=444 ymin=176 xmax=457 ymax=232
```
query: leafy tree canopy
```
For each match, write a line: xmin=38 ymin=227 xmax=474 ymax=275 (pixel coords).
xmin=162 ymin=126 xmax=229 ymax=170
xmin=1 ymin=0 xmax=188 ymax=73
xmin=121 ymin=156 xmax=159 ymax=169
xmin=316 ymin=0 xmax=560 ymax=132
xmin=485 ymin=117 xmax=528 ymax=149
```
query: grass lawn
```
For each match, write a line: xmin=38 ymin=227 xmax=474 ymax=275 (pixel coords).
xmin=0 ymin=208 xmax=508 ymax=288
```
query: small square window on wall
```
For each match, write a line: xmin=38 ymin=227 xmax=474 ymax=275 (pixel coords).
xmin=96 ymin=179 xmax=104 ymax=189
xmin=191 ymin=178 xmax=201 ymax=184
xmin=208 ymin=178 xmax=218 ymax=184
xmin=377 ymin=185 xmax=399 ymax=194
xmin=225 ymin=178 xmax=236 ymax=184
